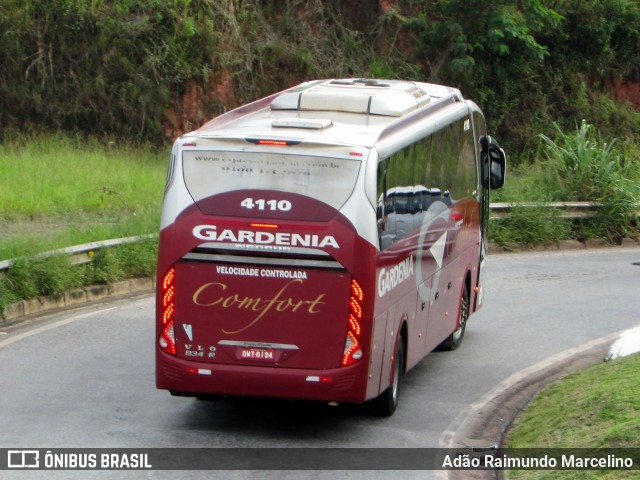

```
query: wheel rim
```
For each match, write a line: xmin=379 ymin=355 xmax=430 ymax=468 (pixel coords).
xmin=391 ymin=358 xmax=399 ymax=402
xmin=452 ymin=288 xmax=469 ymax=342
xmin=391 ymin=342 xmax=402 ymax=404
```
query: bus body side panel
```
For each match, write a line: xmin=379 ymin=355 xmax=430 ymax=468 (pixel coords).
xmin=371 ymin=109 xmax=483 ymax=390
xmin=377 ymin=304 xmax=400 ymax=398
xmin=469 ymin=104 xmax=488 ymax=314
xmin=371 ymin=192 xmax=480 ymax=393
xmin=367 ymin=310 xmax=389 ymax=400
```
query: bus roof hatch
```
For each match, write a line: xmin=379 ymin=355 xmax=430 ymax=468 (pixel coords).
xmin=270 ymin=79 xmax=431 ymax=117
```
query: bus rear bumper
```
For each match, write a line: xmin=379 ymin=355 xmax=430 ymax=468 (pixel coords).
xmin=156 ymin=351 xmax=369 ymax=403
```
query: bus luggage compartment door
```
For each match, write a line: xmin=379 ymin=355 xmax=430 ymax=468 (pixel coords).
xmin=173 ymin=260 xmax=351 ymax=370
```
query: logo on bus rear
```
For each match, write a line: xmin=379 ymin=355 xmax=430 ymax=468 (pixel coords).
xmin=193 ymin=225 xmax=340 ymax=249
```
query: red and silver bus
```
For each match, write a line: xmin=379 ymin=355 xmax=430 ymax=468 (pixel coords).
xmin=156 ymin=78 xmax=505 ymax=415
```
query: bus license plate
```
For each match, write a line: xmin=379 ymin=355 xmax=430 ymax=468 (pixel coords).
xmin=240 ymin=347 xmax=276 ymax=361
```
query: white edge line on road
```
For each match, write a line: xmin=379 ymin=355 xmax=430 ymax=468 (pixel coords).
xmin=0 ymin=306 xmax=118 ymax=349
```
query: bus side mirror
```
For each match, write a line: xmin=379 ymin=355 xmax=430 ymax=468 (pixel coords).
xmin=480 ymin=136 xmax=506 ymax=190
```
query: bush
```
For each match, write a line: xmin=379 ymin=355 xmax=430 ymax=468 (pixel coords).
xmin=3 ymin=254 xmax=84 ymax=300
xmin=34 ymin=254 xmax=85 ymax=296
xmin=0 ymin=238 xmax=159 ymax=317
xmin=84 ymin=248 xmax=125 ymax=285
xmin=538 ymin=121 xmax=640 ymax=241
xmin=491 ymin=206 xmax=570 ymax=249
xmin=1 ymin=1 xmax=638 ymax=154
xmin=116 ymin=238 xmax=158 ymax=279
xmin=4 ymin=257 xmax=39 ymax=300
xmin=0 ymin=0 xmax=221 ymax=142
xmin=0 ymin=278 xmax=22 ymax=313
xmin=490 ymin=120 xmax=639 ymax=247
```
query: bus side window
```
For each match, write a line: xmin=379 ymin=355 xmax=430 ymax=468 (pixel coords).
xmin=377 ymin=161 xmax=392 ymax=250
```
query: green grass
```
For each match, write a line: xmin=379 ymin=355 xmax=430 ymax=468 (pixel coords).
xmin=490 ymin=205 xmax=572 ymax=248
xmin=0 ymin=134 xmax=165 ymax=313
xmin=0 ymin=133 xmax=167 ymax=259
xmin=505 ymin=353 xmax=640 ymax=479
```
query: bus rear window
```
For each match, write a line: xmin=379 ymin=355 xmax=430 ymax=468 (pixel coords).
xmin=182 ymin=151 xmax=361 ymax=220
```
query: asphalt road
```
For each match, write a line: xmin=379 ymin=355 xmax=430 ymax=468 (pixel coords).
xmin=1 ymin=247 xmax=639 ymax=479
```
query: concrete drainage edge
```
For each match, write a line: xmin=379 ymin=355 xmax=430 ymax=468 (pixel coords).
xmin=1 ymin=277 xmax=155 ymax=327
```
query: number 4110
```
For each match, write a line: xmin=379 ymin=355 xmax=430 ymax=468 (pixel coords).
xmin=241 ymin=198 xmax=292 ymax=211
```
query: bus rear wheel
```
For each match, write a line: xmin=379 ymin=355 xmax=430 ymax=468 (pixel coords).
xmin=371 ymin=336 xmax=404 ymax=416
xmin=439 ymin=283 xmax=470 ymax=351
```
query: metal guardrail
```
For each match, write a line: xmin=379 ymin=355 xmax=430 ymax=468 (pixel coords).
xmin=1 ymin=202 xmax=638 ymax=274
xmin=490 ymin=201 xmax=600 ymax=218
xmin=490 ymin=202 xmax=640 ymax=218
xmin=0 ymin=234 xmax=156 ymax=274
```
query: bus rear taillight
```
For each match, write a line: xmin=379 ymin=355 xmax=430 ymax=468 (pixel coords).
xmin=342 ymin=279 xmax=364 ymax=366
xmin=159 ymin=267 xmax=177 ymax=355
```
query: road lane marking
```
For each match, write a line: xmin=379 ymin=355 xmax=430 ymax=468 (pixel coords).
xmin=0 ymin=307 xmax=117 ymax=349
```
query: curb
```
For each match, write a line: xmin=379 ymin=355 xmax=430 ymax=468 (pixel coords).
xmin=1 ymin=277 xmax=156 ymax=328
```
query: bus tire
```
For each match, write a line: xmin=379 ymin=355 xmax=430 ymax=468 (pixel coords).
xmin=439 ymin=283 xmax=469 ymax=351
xmin=371 ymin=336 xmax=404 ymax=416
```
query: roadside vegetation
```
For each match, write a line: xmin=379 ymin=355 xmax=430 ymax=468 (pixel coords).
xmin=1 ymin=1 xmax=638 ymax=154
xmin=0 ymin=134 xmax=165 ymax=260
xmin=505 ymin=352 xmax=640 ymax=479
xmin=0 ymin=135 xmax=164 ymax=312
xmin=0 ymin=239 xmax=158 ymax=313
xmin=491 ymin=121 xmax=640 ymax=249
